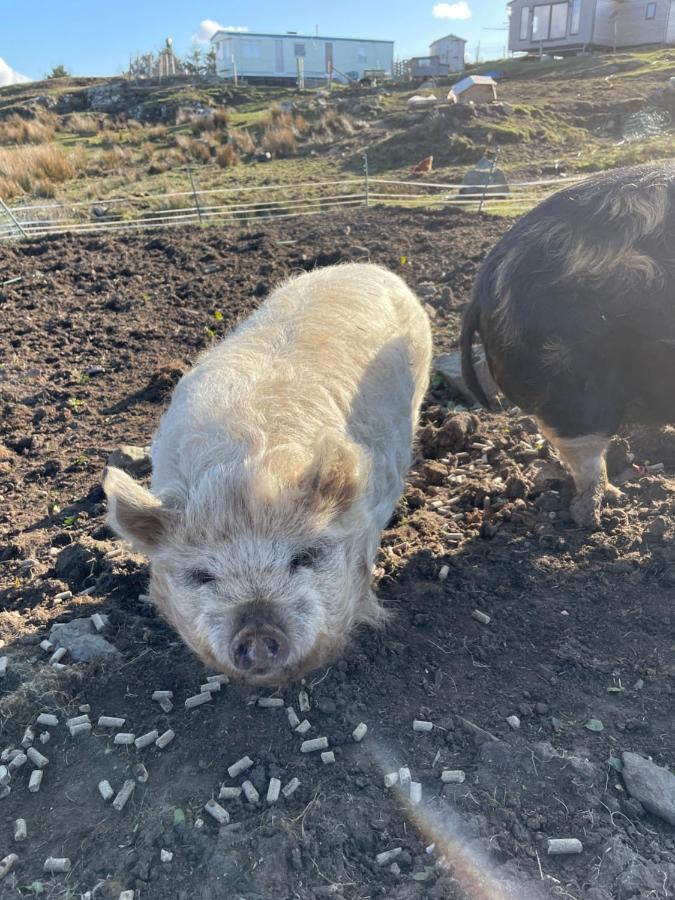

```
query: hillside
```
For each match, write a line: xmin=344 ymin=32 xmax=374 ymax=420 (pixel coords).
xmin=1 ymin=49 xmax=675 ymax=208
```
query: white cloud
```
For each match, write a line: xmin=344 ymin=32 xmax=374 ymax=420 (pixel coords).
xmin=192 ymin=19 xmax=248 ymax=45
xmin=0 ymin=57 xmax=31 ymax=88
xmin=433 ymin=2 xmax=472 ymax=20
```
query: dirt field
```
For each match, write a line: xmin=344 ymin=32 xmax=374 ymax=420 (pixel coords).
xmin=1 ymin=208 xmax=674 ymax=900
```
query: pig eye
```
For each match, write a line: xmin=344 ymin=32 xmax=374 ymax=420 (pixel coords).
xmin=189 ymin=568 xmax=217 ymax=586
xmin=289 ymin=548 xmax=321 ymax=572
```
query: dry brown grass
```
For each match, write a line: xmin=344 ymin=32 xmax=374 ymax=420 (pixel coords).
xmin=229 ymin=128 xmax=256 ymax=155
xmin=0 ymin=144 xmax=83 ymax=198
xmin=191 ymin=108 xmax=229 ymax=134
xmin=0 ymin=114 xmax=55 ymax=145
xmin=261 ymin=125 xmax=297 ymax=157
xmin=65 ymin=114 xmax=102 ymax=136
xmin=174 ymin=134 xmax=214 ymax=162
xmin=216 ymin=145 xmax=239 ymax=168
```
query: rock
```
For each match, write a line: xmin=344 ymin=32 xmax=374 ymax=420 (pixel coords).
xmin=107 ymin=445 xmax=151 ymax=476
xmin=621 ymin=751 xmax=675 ymax=825
xmin=418 ymin=411 xmax=479 ymax=459
xmin=50 ymin=618 xmax=120 ymax=662
xmin=433 ymin=349 xmax=499 ymax=406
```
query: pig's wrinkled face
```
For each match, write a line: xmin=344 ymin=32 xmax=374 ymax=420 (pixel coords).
xmin=148 ymin=530 xmax=354 ymax=685
xmin=104 ymin=434 xmax=373 ymax=686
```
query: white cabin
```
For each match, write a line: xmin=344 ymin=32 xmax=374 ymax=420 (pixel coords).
xmin=212 ymin=31 xmax=394 ymax=83
xmin=429 ymin=34 xmax=466 ymax=73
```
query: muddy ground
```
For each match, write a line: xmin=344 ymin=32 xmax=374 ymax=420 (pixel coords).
xmin=0 ymin=207 xmax=674 ymax=900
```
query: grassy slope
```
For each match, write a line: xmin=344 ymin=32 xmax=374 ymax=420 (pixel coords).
xmin=0 ymin=49 xmax=674 ymax=210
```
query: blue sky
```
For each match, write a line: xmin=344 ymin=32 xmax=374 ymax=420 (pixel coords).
xmin=0 ymin=0 xmax=509 ymax=85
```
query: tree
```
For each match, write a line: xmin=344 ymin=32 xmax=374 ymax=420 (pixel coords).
xmin=46 ymin=64 xmax=71 ymax=79
xmin=205 ymin=47 xmax=217 ymax=75
xmin=184 ymin=48 xmax=204 ymax=77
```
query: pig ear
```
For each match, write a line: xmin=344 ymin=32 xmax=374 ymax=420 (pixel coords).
xmin=103 ymin=467 xmax=173 ymax=555
xmin=301 ymin=432 xmax=367 ymax=517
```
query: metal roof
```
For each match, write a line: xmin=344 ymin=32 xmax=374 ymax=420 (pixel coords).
xmin=430 ymin=33 xmax=468 ymax=44
xmin=451 ymin=75 xmax=497 ymax=94
xmin=211 ymin=31 xmax=394 ymax=45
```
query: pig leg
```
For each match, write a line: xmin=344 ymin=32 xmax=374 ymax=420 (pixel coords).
xmin=541 ymin=430 xmax=611 ymax=529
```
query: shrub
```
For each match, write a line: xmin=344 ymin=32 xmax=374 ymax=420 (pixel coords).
xmin=216 ymin=145 xmax=239 ymax=168
xmin=0 ymin=144 xmax=82 ymax=197
xmin=191 ymin=108 xmax=229 ymax=134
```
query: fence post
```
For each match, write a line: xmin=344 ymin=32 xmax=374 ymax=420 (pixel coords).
xmin=478 ymin=146 xmax=500 ymax=214
xmin=0 ymin=197 xmax=28 ymax=239
xmin=187 ymin=166 xmax=203 ymax=224
xmin=363 ymin=152 xmax=370 ymax=208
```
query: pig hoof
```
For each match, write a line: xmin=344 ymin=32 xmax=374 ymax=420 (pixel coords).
xmin=569 ymin=495 xmax=601 ymax=530
xmin=604 ymin=483 xmax=624 ymax=502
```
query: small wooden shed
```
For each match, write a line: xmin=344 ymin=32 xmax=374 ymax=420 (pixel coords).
xmin=448 ymin=75 xmax=498 ymax=104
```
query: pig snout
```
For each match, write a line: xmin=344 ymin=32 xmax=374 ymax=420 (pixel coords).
xmin=230 ymin=624 xmax=290 ymax=675
xmin=228 ymin=603 xmax=291 ymax=678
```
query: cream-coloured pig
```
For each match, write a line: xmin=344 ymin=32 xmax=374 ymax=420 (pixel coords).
xmin=105 ymin=263 xmax=431 ymax=685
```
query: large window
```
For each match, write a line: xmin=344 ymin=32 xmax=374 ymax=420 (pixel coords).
xmin=646 ymin=2 xmax=657 ymax=18
xmin=550 ymin=3 xmax=569 ymax=38
xmin=532 ymin=4 xmax=552 ymax=39
xmin=532 ymin=3 xmax=569 ymax=39
xmin=570 ymin=0 xmax=581 ymax=34
xmin=241 ymin=39 xmax=262 ymax=59
xmin=294 ymin=43 xmax=306 ymax=57
xmin=520 ymin=7 xmax=530 ymax=39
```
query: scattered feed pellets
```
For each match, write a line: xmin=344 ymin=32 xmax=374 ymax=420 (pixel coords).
xmin=282 ymin=777 xmax=300 ymax=798
xmin=44 ymin=857 xmax=71 ymax=873
xmin=114 ymin=733 xmax=136 ymax=746
xmin=200 ymin=682 xmax=221 ymax=693
xmin=266 ymin=778 xmax=281 ymax=803
xmin=287 ymin=707 xmax=300 ymax=728
xmin=384 ymin=772 xmax=399 ymax=789
xmin=112 ymin=780 xmax=135 ymax=812
xmin=98 ymin=716 xmax=126 ymax=729
xmin=352 ymin=723 xmax=368 ymax=742
xmin=227 ymin=756 xmax=253 ymax=779
xmin=91 ymin=613 xmax=107 ymax=632
xmin=438 ymin=565 xmax=450 ymax=581
xmin=0 ymin=766 xmax=9 ymax=787
xmin=398 ymin=767 xmax=411 ymax=791
xmin=0 ymin=854 xmax=18 ymax=880
xmin=295 ymin=719 xmax=311 ymax=735
xmin=321 ymin=751 xmax=335 ymax=765
xmin=99 ymin=780 xmax=115 ymax=802
xmin=28 ymin=770 xmax=43 ymax=793
xmin=205 ymin=799 xmax=229 ymax=825
xmin=151 ymin=690 xmax=173 ymax=701
xmin=26 ymin=748 xmax=48 ymax=769
xmin=410 ymin=782 xmax=422 ymax=805
xmin=218 ymin=786 xmax=242 ymax=800
xmin=441 ymin=770 xmax=466 ymax=784
xmin=301 ymin=737 xmax=328 ymax=753
xmin=258 ymin=697 xmax=284 ymax=708
xmin=21 ymin=726 xmax=35 ymax=748
xmin=119 ymin=892 xmax=134 ymax=900
xmin=412 ymin=720 xmax=433 ymax=732
xmin=135 ymin=764 xmax=149 ymax=783
xmin=547 ymin=838 xmax=583 ymax=855
xmin=50 ymin=648 xmax=67 ymax=664
xmin=376 ymin=848 xmax=402 ymax=866
xmin=134 ymin=730 xmax=159 ymax=750
xmin=69 ymin=723 xmax=92 ymax=738
xmin=298 ymin=690 xmax=310 ymax=712
xmin=155 ymin=730 xmax=175 ymax=749
xmin=206 ymin=674 xmax=229 ymax=685
xmin=8 ymin=753 xmax=27 ymax=774
xmin=39 ymin=640 xmax=54 ymax=652
xmin=242 ymin=780 xmax=260 ymax=803
xmin=160 ymin=849 xmax=173 ymax=863
xmin=185 ymin=693 xmax=211 ymax=710
xmin=36 ymin=714 xmax=58 ymax=728
xmin=14 ymin=819 xmax=26 ymax=842
xmin=472 ymin=609 xmax=491 ymax=625
xmin=506 ymin=715 xmax=521 ymax=730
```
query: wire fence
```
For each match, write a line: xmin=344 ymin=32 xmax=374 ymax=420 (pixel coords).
xmin=0 ymin=168 xmax=589 ymax=242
